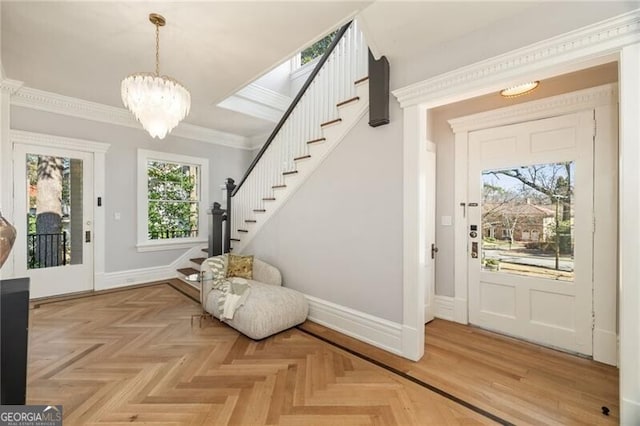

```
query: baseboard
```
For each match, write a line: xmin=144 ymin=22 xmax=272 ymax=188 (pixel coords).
xmin=433 ymin=295 xmax=454 ymax=321
xmin=99 ymin=265 xmax=174 ymax=291
xmin=97 ymin=245 xmax=206 ymax=292
xmin=593 ymin=327 xmax=618 ymax=366
xmin=305 ymin=295 xmax=403 ymax=357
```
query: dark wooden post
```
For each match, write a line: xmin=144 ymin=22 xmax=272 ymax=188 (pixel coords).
xmin=209 ymin=202 xmax=225 ymax=257
xmin=224 ymin=178 xmax=236 ymax=254
xmin=368 ymin=50 xmax=390 ymax=127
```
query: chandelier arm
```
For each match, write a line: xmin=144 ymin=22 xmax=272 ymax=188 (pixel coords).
xmin=155 ymin=23 xmax=160 ymax=77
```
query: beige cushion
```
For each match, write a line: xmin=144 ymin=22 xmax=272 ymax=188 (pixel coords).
xmin=205 ymin=280 xmax=308 ymax=340
xmin=200 ymin=256 xmax=307 ymax=340
xmin=252 ymin=258 xmax=282 ymax=286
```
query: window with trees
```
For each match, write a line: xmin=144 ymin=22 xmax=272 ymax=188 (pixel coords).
xmin=300 ymin=30 xmax=338 ymax=65
xmin=481 ymin=161 xmax=575 ymax=281
xmin=137 ymin=150 xmax=209 ymax=251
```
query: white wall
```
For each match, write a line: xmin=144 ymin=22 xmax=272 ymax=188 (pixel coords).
xmin=244 ymin=97 xmax=403 ymax=323
xmin=429 ymin=63 xmax=618 ymax=297
xmin=253 ymin=59 xmax=293 ymax=97
xmin=9 ymin=106 xmax=253 ymax=273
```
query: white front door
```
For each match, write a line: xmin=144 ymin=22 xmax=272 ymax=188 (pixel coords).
xmin=13 ymin=144 xmax=94 ymax=299
xmin=467 ymin=111 xmax=594 ymax=355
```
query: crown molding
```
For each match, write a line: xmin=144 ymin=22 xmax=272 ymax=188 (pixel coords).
xmin=6 ymin=83 xmax=253 ymax=150
xmin=448 ymin=83 xmax=618 ymax=133
xmin=1 ymin=78 xmax=23 ymax=95
xmin=10 ymin=129 xmax=111 ymax=154
xmin=393 ymin=10 xmax=640 ymax=108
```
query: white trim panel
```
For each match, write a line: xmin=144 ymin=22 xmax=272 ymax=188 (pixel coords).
xmin=10 ymin=129 xmax=110 ymax=153
xmin=305 ymin=295 xmax=403 ymax=356
xmin=433 ymin=295 xmax=454 ymax=321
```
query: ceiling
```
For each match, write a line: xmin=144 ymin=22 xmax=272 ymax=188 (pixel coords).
xmin=3 ymin=1 xmax=626 ymax=141
xmin=1 ymin=1 xmax=368 ymax=136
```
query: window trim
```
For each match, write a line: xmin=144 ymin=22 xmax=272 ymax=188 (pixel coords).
xmin=136 ymin=149 xmax=209 ymax=252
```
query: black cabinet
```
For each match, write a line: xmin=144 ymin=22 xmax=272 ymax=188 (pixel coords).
xmin=0 ymin=277 xmax=30 ymax=405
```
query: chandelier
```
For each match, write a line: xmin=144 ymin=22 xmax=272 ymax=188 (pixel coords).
xmin=121 ymin=13 xmax=191 ymax=139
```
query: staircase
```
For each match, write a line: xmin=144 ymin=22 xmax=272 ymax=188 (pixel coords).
xmin=175 ymin=20 xmax=369 ymax=282
xmin=228 ymin=20 xmax=369 ymax=253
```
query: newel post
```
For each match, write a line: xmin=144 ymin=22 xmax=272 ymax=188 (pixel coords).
xmin=209 ymin=202 xmax=225 ymax=257
xmin=224 ymin=178 xmax=236 ymax=254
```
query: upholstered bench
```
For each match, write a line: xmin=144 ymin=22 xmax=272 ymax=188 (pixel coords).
xmin=200 ymin=255 xmax=308 ymax=340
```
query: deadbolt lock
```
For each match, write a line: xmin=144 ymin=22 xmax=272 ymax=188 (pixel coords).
xmin=471 ymin=242 xmax=478 ymax=258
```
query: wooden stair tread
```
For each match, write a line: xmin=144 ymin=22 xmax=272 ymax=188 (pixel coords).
xmin=245 ymin=219 xmax=257 ymax=223
xmin=307 ymin=137 xmax=326 ymax=145
xmin=283 ymin=170 xmax=298 ymax=176
xmin=272 ymin=184 xmax=287 ymax=189
xmin=294 ymin=155 xmax=311 ymax=161
xmin=336 ymin=96 xmax=360 ymax=107
xmin=190 ymin=257 xmax=205 ymax=265
xmin=238 ymin=229 xmax=249 ymax=233
xmin=321 ymin=118 xmax=342 ymax=127
xmin=177 ymin=267 xmax=199 ymax=276
xmin=354 ymin=76 xmax=369 ymax=85
xmin=253 ymin=209 xmax=266 ymax=213
xmin=262 ymin=197 xmax=276 ymax=201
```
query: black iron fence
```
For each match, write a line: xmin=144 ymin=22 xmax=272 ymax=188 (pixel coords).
xmin=28 ymin=232 xmax=67 ymax=269
xmin=149 ymin=228 xmax=198 ymax=240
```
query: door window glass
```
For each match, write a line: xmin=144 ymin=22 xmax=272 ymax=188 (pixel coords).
xmin=481 ymin=162 xmax=575 ymax=281
xmin=26 ymin=154 xmax=83 ymax=269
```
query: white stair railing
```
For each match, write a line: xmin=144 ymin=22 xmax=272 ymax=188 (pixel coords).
xmin=230 ymin=20 xmax=368 ymax=246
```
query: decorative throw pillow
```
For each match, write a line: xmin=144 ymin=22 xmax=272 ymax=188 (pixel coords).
xmin=204 ymin=254 xmax=227 ymax=281
xmin=226 ymin=254 xmax=254 ymax=279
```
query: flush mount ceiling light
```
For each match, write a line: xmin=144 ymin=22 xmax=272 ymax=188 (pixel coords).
xmin=121 ymin=13 xmax=191 ymax=139
xmin=500 ymin=81 xmax=540 ymax=98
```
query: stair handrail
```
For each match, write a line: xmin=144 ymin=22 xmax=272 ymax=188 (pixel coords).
xmin=232 ymin=20 xmax=353 ymax=196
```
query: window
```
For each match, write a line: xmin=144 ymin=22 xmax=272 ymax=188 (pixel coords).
xmin=137 ymin=150 xmax=209 ymax=251
xmin=299 ymin=30 xmax=338 ymax=66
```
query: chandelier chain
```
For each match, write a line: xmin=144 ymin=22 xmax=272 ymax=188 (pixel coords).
xmin=155 ymin=23 xmax=160 ymax=76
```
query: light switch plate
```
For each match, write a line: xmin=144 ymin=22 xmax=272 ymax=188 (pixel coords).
xmin=441 ymin=216 xmax=452 ymax=226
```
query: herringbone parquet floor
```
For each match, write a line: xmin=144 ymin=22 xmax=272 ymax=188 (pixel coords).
xmin=27 ymin=283 xmax=494 ymax=425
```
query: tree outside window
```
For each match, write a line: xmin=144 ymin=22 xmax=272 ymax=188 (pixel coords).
xmin=300 ymin=30 xmax=338 ymax=65
xmin=146 ymin=160 xmax=200 ymax=240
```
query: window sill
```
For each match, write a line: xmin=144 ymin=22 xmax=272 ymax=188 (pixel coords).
xmin=136 ymin=238 xmax=207 ymax=253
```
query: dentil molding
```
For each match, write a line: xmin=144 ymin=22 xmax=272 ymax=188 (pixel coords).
xmin=448 ymin=83 xmax=617 ymax=133
xmin=393 ymin=10 xmax=640 ymax=108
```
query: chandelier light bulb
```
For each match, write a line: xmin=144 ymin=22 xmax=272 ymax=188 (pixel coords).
xmin=121 ymin=14 xmax=191 ymax=139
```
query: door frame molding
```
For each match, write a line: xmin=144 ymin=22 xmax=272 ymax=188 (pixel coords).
xmin=392 ymin=11 xmax=638 ymax=417
xmin=8 ymin=130 xmax=110 ymax=291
